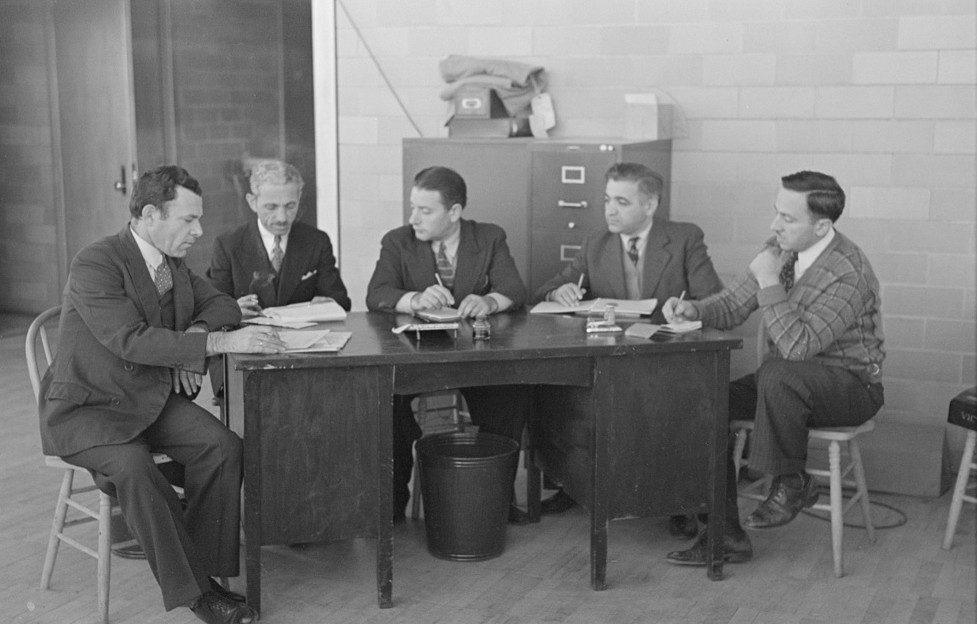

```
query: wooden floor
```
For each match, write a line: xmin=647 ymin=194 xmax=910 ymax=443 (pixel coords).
xmin=1 ymin=313 xmax=974 ymax=624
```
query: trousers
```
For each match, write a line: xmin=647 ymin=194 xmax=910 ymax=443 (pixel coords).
xmin=63 ymin=393 xmax=243 ymax=611
xmin=711 ymin=359 xmax=884 ymax=532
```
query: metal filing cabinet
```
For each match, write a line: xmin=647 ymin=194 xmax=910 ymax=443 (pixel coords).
xmin=402 ymin=138 xmax=672 ymax=295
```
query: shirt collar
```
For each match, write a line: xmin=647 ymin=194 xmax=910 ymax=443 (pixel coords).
xmin=432 ymin=224 xmax=461 ymax=260
xmin=130 ymin=226 xmax=164 ymax=272
xmin=257 ymin=219 xmax=288 ymax=255
xmin=796 ymin=226 xmax=835 ymax=278
xmin=618 ymin=221 xmax=654 ymax=256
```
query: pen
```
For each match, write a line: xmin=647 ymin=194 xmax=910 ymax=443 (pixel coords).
xmin=679 ymin=290 xmax=686 ymax=302
xmin=435 ymin=274 xmax=444 ymax=288
xmin=577 ymin=274 xmax=585 ymax=289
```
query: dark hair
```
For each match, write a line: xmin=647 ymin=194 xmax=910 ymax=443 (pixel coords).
xmin=605 ymin=162 xmax=664 ymax=202
xmin=413 ymin=166 xmax=467 ymax=209
xmin=781 ymin=171 xmax=845 ymax=222
xmin=129 ymin=165 xmax=202 ymax=218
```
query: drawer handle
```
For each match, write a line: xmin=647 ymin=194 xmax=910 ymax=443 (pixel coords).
xmin=560 ymin=245 xmax=582 ymax=262
xmin=558 ymin=200 xmax=588 ymax=209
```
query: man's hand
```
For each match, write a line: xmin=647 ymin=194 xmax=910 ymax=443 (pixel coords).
xmin=410 ymin=284 xmax=455 ymax=311
xmin=208 ymin=325 xmax=287 ymax=355
xmin=310 ymin=296 xmax=335 ymax=305
xmin=749 ymin=246 xmax=782 ymax=289
xmin=662 ymin=297 xmax=699 ymax=323
xmin=237 ymin=294 xmax=262 ymax=318
xmin=171 ymin=368 xmax=202 ymax=395
xmin=457 ymin=294 xmax=498 ymax=318
xmin=548 ymin=283 xmax=587 ymax=307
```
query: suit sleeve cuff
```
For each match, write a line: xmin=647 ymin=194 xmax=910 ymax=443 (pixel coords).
xmin=756 ymin=284 xmax=788 ymax=307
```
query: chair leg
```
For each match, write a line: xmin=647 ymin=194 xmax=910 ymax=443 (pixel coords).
xmin=97 ymin=493 xmax=112 ymax=624
xmin=732 ymin=428 xmax=749 ymax=479
xmin=41 ymin=469 xmax=74 ymax=590
xmin=410 ymin=446 xmax=422 ymax=520
xmin=943 ymin=430 xmax=977 ymax=550
xmin=827 ymin=440 xmax=844 ymax=578
xmin=848 ymin=438 xmax=875 ymax=543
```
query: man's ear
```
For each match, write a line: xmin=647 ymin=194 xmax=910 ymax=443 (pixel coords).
xmin=140 ymin=204 xmax=159 ymax=220
xmin=448 ymin=203 xmax=463 ymax=221
xmin=246 ymin=193 xmax=258 ymax=213
xmin=815 ymin=218 xmax=832 ymax=236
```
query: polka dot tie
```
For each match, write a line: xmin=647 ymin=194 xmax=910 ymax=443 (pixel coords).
xmin=154 ymin=259 xmax=172 ymax=296
xmin=779 ymin=251 xmax=798 ymax=291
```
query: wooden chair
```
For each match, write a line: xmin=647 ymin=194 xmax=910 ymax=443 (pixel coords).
xmin=942 ymin=387 xmax=977 ymax=550
xmin=27 ymin=306 xmax=177 ymax=623
xmin=410 ymin=390 xmax=471 ymax=519
xmin=730 ymin=418 xmax=876 ymax=577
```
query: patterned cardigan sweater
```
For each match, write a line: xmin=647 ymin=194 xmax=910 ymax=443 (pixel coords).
xmin=691 ymin=229 xmax=885 ymax=381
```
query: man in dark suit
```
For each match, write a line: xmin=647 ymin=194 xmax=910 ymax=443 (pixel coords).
xmin=533 ymin=162 xmax=723 ymax=535
xmin=367 ymin=165 xmax=533 ymax=524
xmin=39 ymin=166 xmax=287 ymax=624
xmin=208 ymin=159 xmax=351 ymax=316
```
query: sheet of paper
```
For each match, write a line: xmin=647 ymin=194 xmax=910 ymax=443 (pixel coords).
xmin=529 ymin=301 xmax=593 ymax=314
xmin=262 ymin=301 xmax=347 ymax=323
xmin=281 ymin=330 xmax=352 ymax=353
xmin=658 ymin=320 xmax=702 ymax=334
xmin=530 ymin=298 xmax=657 ymax=316
xmin=242 ymin=316 xmax=316 ymax=329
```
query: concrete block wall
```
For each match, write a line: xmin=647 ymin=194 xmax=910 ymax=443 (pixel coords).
xmin=335 ymin=1 xmax=976 ymax=461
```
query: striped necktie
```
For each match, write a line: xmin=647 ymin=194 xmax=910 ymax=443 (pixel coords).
xmin=271 ymin=236 xmax=284 ymax=273
xmin=436 ymin=242 xmax=454 ymax=289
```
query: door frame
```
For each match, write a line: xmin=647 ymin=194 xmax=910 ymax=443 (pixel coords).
xmin=312 ymin=1 xmax=340 ymax=262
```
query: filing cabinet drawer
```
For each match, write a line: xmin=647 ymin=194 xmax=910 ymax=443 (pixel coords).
xmin=529 ymin=148 xmax=612 ymax=233
xmin=530 ymin=229 xmax=591 ymax=295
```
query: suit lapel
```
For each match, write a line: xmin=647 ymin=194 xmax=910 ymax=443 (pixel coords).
xmin=244 ymin=222 xmax=277 ymax=307
xmin=641 ymin=223 xmax=671 ymax=299
xmin=407 ymin=235 xmax=439 ymax=291
xmin=170 ymin=259 xmax=194 ymax=330
xmin=594 ymin=234 xmax=628 ymax=299
xmin=452 ymin=220 xmax=480 ymax=297
xmin=120 ymin=227 xmax=163 ymax=327
xmin=275 ymin=226 xmax=308 ymax=305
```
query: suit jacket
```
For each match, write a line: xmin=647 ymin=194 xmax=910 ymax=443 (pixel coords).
xmin=207 ymin=220 xmax=351 ymax=311
xmin=366 ymin=219 xmax=526 ymax=312
xmin=533 ymin=219 xmax=723 ymax=323
xmin=38 ymin=226 xmax=241 ymax=457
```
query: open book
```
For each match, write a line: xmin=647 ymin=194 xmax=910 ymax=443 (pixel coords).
xmin=530 ymin=297 xmax=657 ymax=317
xmin=415 ymin=307 xmax=462 ymax=322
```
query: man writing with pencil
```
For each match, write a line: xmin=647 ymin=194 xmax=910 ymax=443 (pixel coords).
xmin=367 ymin=165 xmax=534 ymax=524
xmin=532 ymin=162 xmax=723 ymax=530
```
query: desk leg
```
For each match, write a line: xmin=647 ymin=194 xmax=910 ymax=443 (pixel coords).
xmin=525 ymin=416 xmax=541 ymax=522
xmin=707 ymin=355 xmax=730 ymax=581
xmin=590 ymin=503 xmax=608 ymax=590
xmin=242 ymin=371 xmax=263 ymax=615
xmin=376 ymin=371 xmax=393 ymax=608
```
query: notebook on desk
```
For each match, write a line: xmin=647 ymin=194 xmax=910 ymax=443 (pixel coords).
xmin=415 ymin=307 xmax=462 ymax=322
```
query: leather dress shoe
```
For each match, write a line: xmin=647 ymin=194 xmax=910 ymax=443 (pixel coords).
xmin=508 ymin=503 xmax=533 ymax=525
xmin=666 ymin=530 xmax=753 ymax=566
xmin=540 ymin=489 xmax=576 ymax=515
xmin=744 ymin=473 xmax=818 ymax=530
xmin=209 ymin=578 xmax=247 ymax=604
xmin=668 ymin=514 xmax=699 ymax=539
xmin=189 ymin=590 xmax=257 ymax=624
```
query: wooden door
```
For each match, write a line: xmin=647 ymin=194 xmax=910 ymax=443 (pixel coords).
xmin=53 ymin=0 xmax=137 ymax=268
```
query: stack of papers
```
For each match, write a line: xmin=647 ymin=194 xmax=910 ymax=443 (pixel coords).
xmin=658 ymin=320 xmax=702 ymax=334
xmin=279 ymin=329 xmax=352 ymax=353
xmin=243 ymin=301 xmax=347 ymax=328
xmin=530 ymin=298 xmax=657 ymax=317
xmin=624 ymin=320 xmax=703 ymax=339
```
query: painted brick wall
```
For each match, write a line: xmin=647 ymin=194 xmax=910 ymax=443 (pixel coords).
xmin=0 ymin=2 xmax=62 ymax=313
xmin=335 ymin=1 xmax=976 ymax=457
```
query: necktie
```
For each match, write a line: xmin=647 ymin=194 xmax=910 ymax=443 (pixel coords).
xmin=627 ymin=237 xmax=640 ymax=266
xmin=271 ymin=236 xmax=284 ymax=273
xmin=779 ymin=251 xmax=798 ymax=291
xmin=436 ymin=242 xmax=454 ymax=289
xmin=154 ymin=259 xmax=172 ymax=296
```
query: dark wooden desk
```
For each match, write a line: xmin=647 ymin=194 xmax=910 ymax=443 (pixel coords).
xmin=226 ymin=311 xmax=741 ymax=613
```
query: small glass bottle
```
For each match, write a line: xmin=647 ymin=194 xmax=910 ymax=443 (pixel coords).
xmin=472 ymin=314 xmax=491 ymax=340
xmin=603 ymin=303 xmax=617 ymax=326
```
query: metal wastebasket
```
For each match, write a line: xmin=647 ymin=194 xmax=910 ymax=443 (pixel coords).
xmin=417 ymin=431 xmax=519 ymax=561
